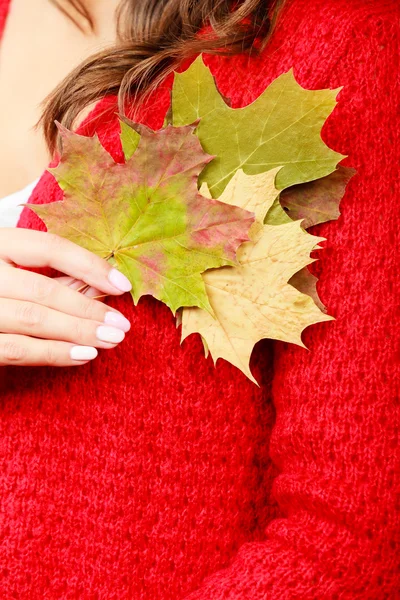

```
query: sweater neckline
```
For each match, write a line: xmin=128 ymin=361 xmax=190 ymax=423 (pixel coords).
xmin=0 ymin=0 xmax=12 ymax=42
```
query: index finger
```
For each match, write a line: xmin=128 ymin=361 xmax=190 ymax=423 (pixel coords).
xmin=0 ymin=228 xmax=132 ymax=296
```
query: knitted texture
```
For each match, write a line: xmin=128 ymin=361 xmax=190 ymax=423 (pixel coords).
xmin=1 ymin=0 xmax=399 ymax=598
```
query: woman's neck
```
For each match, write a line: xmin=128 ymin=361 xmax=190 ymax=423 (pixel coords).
xmin=0 ymin=0 xmax=118 ymax=198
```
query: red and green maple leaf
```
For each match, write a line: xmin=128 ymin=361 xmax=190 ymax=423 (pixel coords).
xmin=29 ymin=122 xmax=255 ymax=314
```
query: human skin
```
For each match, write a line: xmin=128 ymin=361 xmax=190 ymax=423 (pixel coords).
xmin=0 ymin=0 xmax=130 ymax=367
xmin=0 ymin=228 xmax=133 ymax=366
xmin=0 ymin=0 xmax=119 ymax=197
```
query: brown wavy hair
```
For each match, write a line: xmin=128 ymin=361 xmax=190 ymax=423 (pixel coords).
xmin=43 ymin=0 xmax=286 ymax=153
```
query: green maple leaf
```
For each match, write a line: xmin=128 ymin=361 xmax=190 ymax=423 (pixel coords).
xmin=171 ymin=56 xmax=345 ymax=197
xmin=29 ymin=122 xmax=255 ymax=314
xmin=120 ymin=120 xmax=141 ymax=160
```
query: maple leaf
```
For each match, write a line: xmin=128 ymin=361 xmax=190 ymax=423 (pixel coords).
xmin=264 ymin=166 xmax=356 ymax=311
xmin=120 ymin=120 xmax=140 ymax=160
xmin=171 ymin=56 xmax=345 ymax=197
xmin=265 ymin=166 xmax=356 ymax=228
xmin=181 ymin=168 xmax=332 ymax=383
xmin=288 ymin=268 xmax=326 ymax=313
xmin=29 ymin=123 xmax=255 ymax=314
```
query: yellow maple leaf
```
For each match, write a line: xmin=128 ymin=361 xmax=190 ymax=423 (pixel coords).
xmin=181 ymin=168 xmax=333 ymax=384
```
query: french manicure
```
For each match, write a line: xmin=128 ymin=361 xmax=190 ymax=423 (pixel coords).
xmin=70 ymin=346 xmax=98 ymax=361
xmin=108 ymin=268 xmax=132 ymax=292
xmin=104 ymin=311 xmax=131 ymax=332
xmin=96 ymin=325 xmax=125 ymax=344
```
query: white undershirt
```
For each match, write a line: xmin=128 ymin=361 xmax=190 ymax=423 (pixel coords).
xmin=0 ymin=180 xmax=39 ymax=228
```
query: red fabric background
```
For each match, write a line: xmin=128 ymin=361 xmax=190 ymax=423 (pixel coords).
xmin=0 ymin=0 xmax=399 ymax=598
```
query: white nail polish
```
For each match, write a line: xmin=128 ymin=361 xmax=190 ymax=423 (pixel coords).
xmin=104 ymin=311 xmax=131 ymax=332
xmin=70 ymin=346 xmax=98 ymax=361
xmin=96 ymin=325 xmax=125 ymax=344
xmin=108 ymin=268 xmax=132 ymax=292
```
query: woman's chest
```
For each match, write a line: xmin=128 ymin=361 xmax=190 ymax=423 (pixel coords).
xmin=0 ymin=294 xmax=277 ymax=598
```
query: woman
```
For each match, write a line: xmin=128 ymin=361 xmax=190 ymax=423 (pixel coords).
xmin=0 ymin=0 xmax=398 ymax=598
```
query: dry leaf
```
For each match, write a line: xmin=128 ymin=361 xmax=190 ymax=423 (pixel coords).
xmin=181 ymin=168 xmax=332 ymax=383
xmin=172 ymin=56 xmax=345 ymax=196
xmin=264 ymin=166 xmax=356 ymax=311
xmin=29 ymin=123 xmax=254 ymax=314
xmin=278 ymin=166 xmax=356 ymax=228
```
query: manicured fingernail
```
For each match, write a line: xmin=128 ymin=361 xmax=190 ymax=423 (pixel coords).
xmin=104 ymin=311 xmax=131 ymax=332
xmin=70 ymin=346 xmax=98 ymax=361
xmin=96 ymin=325 xmax=125 ymax=344
xmin=108 ymin=269 xmax=132 ymax=292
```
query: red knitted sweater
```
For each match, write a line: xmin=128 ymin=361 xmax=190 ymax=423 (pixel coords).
xmin=1 ymin=0 xmax=399 ymax=598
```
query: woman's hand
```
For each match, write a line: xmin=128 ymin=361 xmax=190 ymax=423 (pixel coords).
xmin=0 ymin=228 xmax=132 ymax=367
